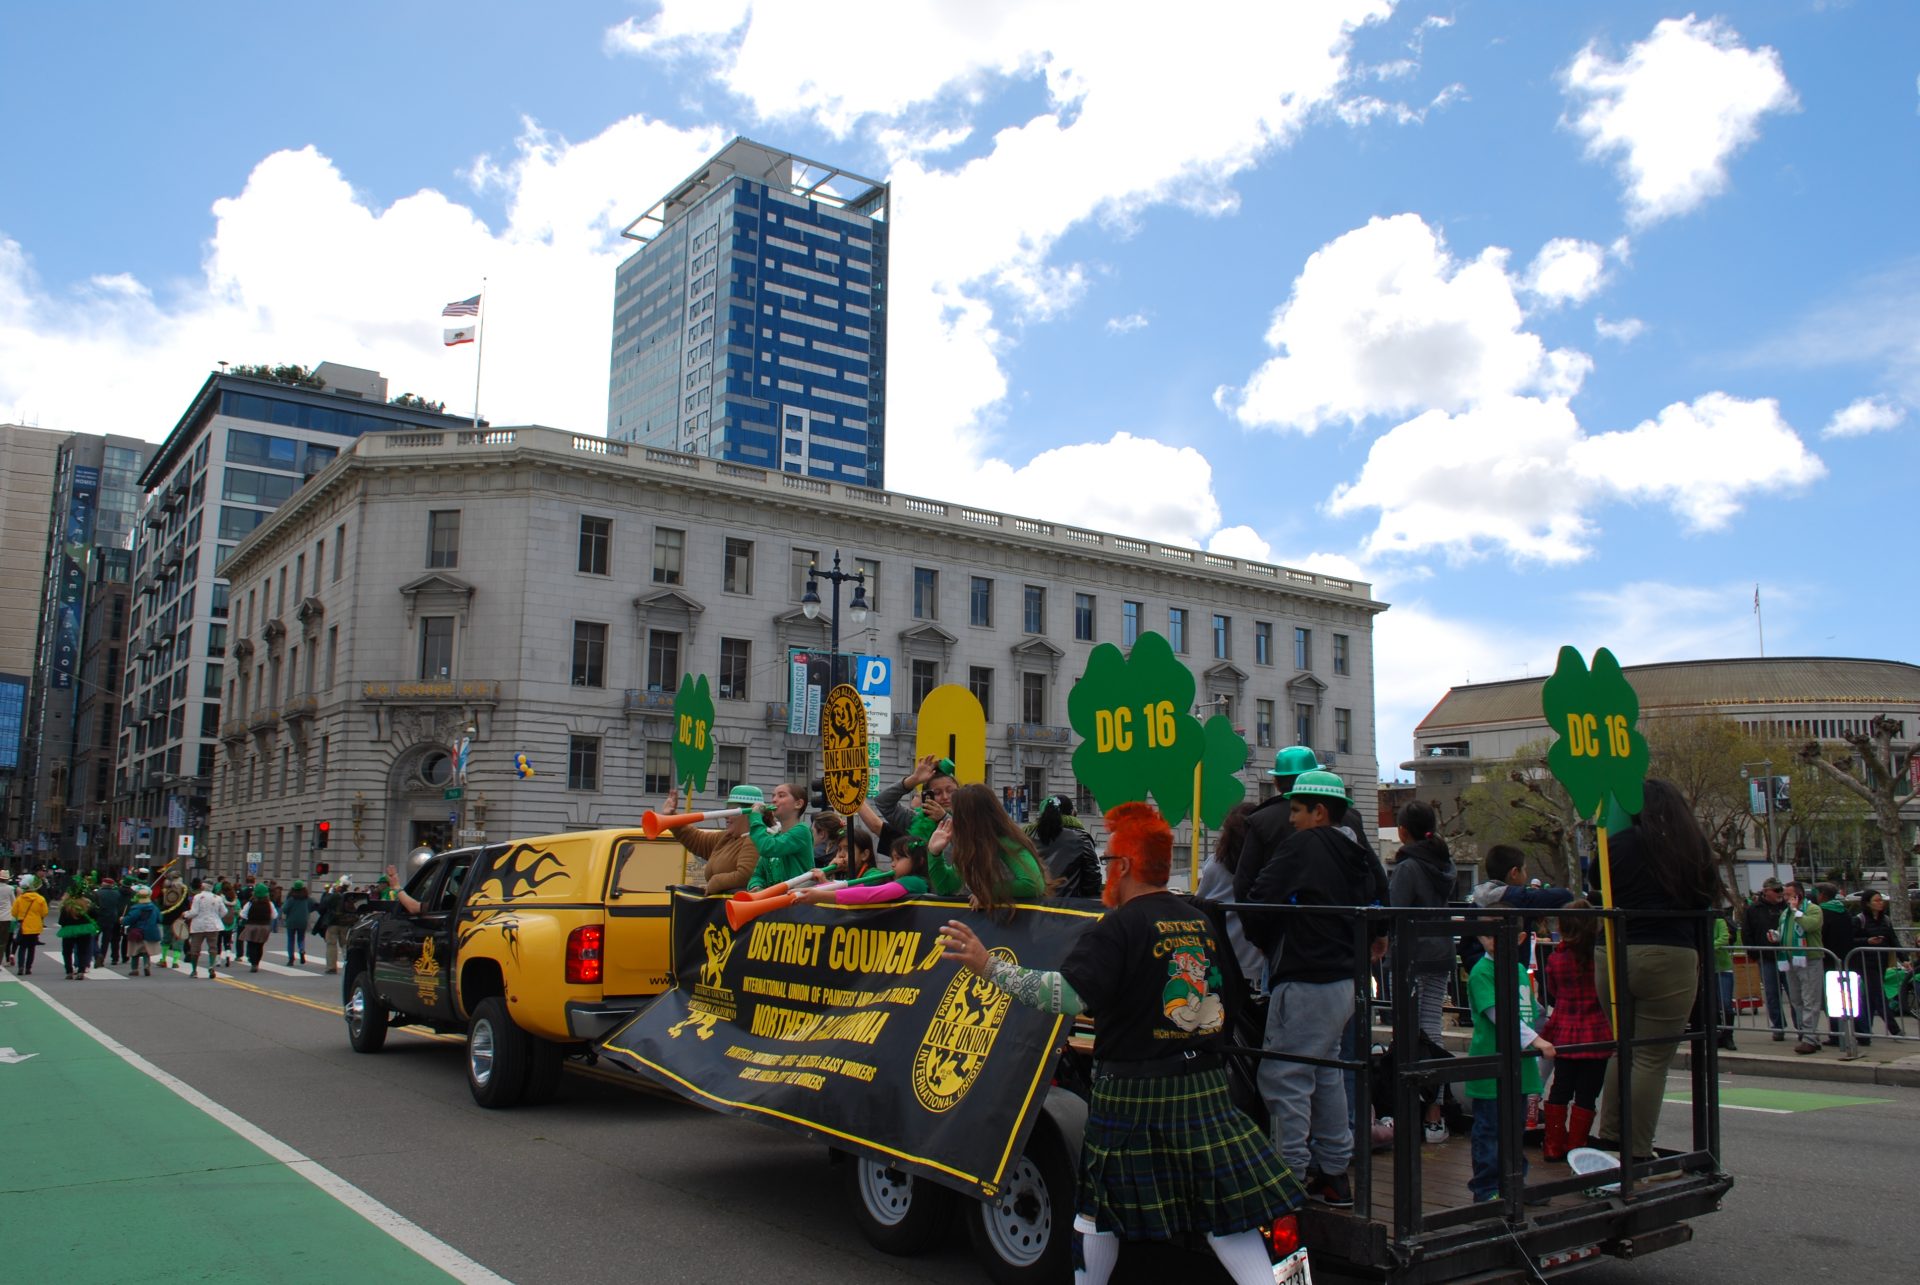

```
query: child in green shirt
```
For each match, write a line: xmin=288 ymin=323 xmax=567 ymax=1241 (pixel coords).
xmin=1465 ymin=935 xmax=1554 ymax=1203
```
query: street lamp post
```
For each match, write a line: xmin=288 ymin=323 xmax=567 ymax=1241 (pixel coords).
xmin=800 ymin=551 xmax=869 ymax=687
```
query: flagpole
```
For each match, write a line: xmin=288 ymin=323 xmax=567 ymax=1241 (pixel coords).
xmin=472 ymin=278 xmax=487 ymax=431
xmin=1754 ymin=584 xmax=1764 ymax=657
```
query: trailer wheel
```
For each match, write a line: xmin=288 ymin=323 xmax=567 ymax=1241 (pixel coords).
xmin=967 ymin=1121 xmax=1073 ymax=1285
xmin=843 ymin=1154 xmax=951 ymax=1255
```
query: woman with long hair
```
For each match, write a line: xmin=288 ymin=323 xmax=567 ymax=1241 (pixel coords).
xmin=1593 ymin=778 xmax=1723 ymax=1161
xmin=1389 ymin=799 xmax=1458 ymax=1145
xmin=1027 ymin=793 xmax=1101 ymax=898
xmin=237 ymin=882 xmax=277 ymax=973
xmin=926 ymin=783 xmax=1049 ymax=916
xmin=1197 ymin=801 xmax=1264 ymax=991
xmin=1855 ymin=891 xmax=1902 ymax=1038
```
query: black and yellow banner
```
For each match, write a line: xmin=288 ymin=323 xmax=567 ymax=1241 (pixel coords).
xmin=599 ymin=890 xmax=1099 ymax=1197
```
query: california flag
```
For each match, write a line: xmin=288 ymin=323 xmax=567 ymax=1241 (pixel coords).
xmin=444 ymin=326 xmax=476 ymax=347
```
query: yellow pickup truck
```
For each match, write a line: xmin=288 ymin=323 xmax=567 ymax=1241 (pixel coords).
xmin=341 ymin=829 xmax=687 ymax=1107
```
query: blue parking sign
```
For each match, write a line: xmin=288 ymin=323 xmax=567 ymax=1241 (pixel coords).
xmin=854 ymin=655 xmax=891 ymax=697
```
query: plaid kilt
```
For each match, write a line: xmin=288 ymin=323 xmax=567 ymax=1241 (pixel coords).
xmin=1079 ymin=1066 xmax=1305 ymax=1239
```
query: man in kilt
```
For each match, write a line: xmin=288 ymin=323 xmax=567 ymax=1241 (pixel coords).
xmin=940 ymin=802 xmax=1303 ymax=1285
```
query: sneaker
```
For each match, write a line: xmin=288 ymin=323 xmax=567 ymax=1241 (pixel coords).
xmin=1305 ymin=1170 xmax=1354 ymax=1209
xmin=1424 ymin=1120 xmax=1449 ymax=1145
xmin=1794 ymin=1041 xmax=1819 ymax=1055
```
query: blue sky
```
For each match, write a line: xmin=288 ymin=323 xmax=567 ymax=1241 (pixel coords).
xmin=3 ymin=1 xmax=1914 ymax=780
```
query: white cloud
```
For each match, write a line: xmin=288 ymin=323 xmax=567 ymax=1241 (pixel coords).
xmin=1218 ymin=214 xmax=1593 ymax=433
xmin=1744 ymin=259 xmax=1920 ymax=404
xmin=1104 ymin=311 xmax=1149 ymax=335
xmin=1594 ymin=315 xmax=1646 ymax=343
xmin=0 ymin=124 xmax=725 ymax=440
xmin=1821 ymin=395 xmax=1906 ymax=438
xmin=1562 ymin=15 xmax=1798 ymax=225
xmin=1330 ymin=392 xmax=1824 ymax=562
xmin=1205 ymin=525 xmax=1272 ymax=562
xmin=970 ymin=433 xmax=1221 ymax=548
xmin=1522 ymin=237 xmax=1607 ymax=306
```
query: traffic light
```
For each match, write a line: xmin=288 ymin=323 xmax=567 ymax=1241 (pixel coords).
xmin=315 ymin=820 xmax=331 ymax=849
xmin=810 ymin=777 xmax=830 ymax=812
xmin=314 ymin=863 xmax=330 ymax=876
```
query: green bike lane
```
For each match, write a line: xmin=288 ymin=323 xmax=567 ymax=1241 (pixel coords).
xmin=0 ymin=973 xmax=499 ymax=1283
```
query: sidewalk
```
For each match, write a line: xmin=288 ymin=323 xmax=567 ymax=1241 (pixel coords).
xmin=0 ymin=972 xmax=477 ymax=1282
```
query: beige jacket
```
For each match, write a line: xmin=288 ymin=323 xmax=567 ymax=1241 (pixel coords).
xmin=672 ymin=825 xmax=762 ymax=894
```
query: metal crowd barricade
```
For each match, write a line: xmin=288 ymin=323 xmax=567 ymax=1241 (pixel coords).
xmin=1843 ymin=944 xmax=1920 ymax=1043
xmin=1730 ymin=943 xmax=1856 ymax=1055
xmin=1222 ymin=899 xmax=1728 ymax=1281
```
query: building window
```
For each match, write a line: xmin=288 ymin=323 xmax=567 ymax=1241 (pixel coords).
xmin=647 ymin=630 xmax=682 ymax=691
xmin=426 ymin=511 xmax=460 ymax=568
xmin=784 ymin=750 xmax=812 ymax=784
xmin=968 ymin=666 xmax=994 ymax=722
xmin=719 ymin=637 xmax=750 ymax=699
xmin=913 ymin=567 xmax=938 ymax=620
xmin=1021 ymin=672 xmax=1046 ymax=724
xmin=723 ymin=537 xmax=753 ymax=594
xmin=1257 ymin=699 xmax=1275 ymax=748
xmin=1295 ymin=703 xmax=1314 ymax=749
xmin=1335 ymin=707 xmax=1352 ymax=756
xmin=1213 ymin=614 xmax=1231 ymax=660
xmin=1255 ymin=622 xmax=1273 ymax=666
xmin=910 ymin=659 xmax=938 ymax=710
xmin=1020 ymin=585 xmax=1045 ymax=635
xmin=970 ymin=576 xmax=993 ymax=628
xmin=1168 ymin=608 xmax=1188 ymax=653
xmin=1333 ymin=633 xmax=1350 ymax=676
xmin=1294 ymin=627 xmax=1311 ymax=670
xmin=1123 ymin=601 xmax=1141 ymax=646
xmin=652 ymin=527 xmax=684 ymax=585
xmin=333 ymin=524 xmax=345 ymax=581
xmin=855 ymin=558 xmax=879 ymax=610
xmin=644 ymin=741 xmax=673 ymax=794
xmin=419 ymin=617 xmax=454 ymax=680
xmin=790 ymin=547 xmax=818 ymax=600
xmin=567 ymin=735 xmax=601 ymax=791
xmin=571 ymin=621 xmax=607 ymax=688
xmin=578 ymin=515 xmax=611 ymax=576
xmin=717 ymin=745 xmax=746 ymax=796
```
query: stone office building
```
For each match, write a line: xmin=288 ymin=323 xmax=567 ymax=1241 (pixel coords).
xmin=212 ymin=426 xmax=1384 ymax=884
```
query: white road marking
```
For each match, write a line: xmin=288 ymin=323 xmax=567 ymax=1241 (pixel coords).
xmin=14 ymin=976 xmax=509 ymax=1284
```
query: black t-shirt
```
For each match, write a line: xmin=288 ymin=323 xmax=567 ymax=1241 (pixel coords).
xmin=1607 ymin=826 xmax=1707 ymax=949
xmin=1059 ymin=891 xmax=1229 ymax=1063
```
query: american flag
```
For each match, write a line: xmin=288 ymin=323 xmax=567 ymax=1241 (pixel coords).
xmin=443 ymin=295 xmax=481 ymax=317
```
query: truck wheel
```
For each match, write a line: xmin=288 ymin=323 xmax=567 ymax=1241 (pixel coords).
xmin=967 ymin=1122 xmax=1072 ymax=1285
xmin=843 ymin=1154 xmax=951 ymax=1255
xmin=466 ymin=996 xmax=529 ymax=1108
xmin=345 ymin=970 xmax=389 ymax=1053
xmin=523 ymin=1037 xmax=568 ymax=1105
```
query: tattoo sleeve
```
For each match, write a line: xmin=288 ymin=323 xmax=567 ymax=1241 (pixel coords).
xmin=986 ymin=958 xmax=1085 ymax=1016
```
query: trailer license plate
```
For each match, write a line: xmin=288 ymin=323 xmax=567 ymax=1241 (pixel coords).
xmin=1538 ymin=1244 xmax=1601 ymax=1270
xmin=1273 ymin=1249 xmax=1313 ymax=1284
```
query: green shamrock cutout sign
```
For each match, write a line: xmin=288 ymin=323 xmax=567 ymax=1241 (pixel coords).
xmin=671 ymin=673 xmax=716 ymax=793
xmin=1197 ymin=713 xmax=1250 ymax=829
xmin=1068 ymin=631 xmax=1206 ymax=824
xmin=1540 ymin=645 xmax=1649 ymax=819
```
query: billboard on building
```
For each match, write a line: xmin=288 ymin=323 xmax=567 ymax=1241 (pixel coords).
xmin=52 ymin=465 xmax=99 ymax=690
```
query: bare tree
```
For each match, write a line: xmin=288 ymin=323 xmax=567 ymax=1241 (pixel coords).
xmin=1799 ymin=716 xmax=1914 ymax=946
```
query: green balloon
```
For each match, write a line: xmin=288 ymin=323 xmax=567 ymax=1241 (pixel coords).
xmin=1067 ymin=631 xmax=1206 ymax=824
xmin=1540 ymin=645 xmax=1649 ymax=820
xmin=1197 ymin=713 xmax=1250 ymax=829
xmin=671 ymin=674 xmax=717 ymax=794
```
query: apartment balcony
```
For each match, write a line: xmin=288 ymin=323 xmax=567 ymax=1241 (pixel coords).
xmin=359 ymin=678 xmax=501 ymax=705
xmin=282 ymin=693 xmax=319 ymax=726
xmin=157 ymin=541 xmax=182 ymax=569
xmin=1006 ymin=722 xmax=1075 ymax=748
xmin=625 ymin=688 xmax=675 ymax=715
xmin=231 ymin=637 xmax=255 ymax=662
xmin=764 ymin=701 xmax=790 ymax=728
xmin=262 ymin=617 xmax=286 ymax=646
xmin=248 ymin=706 xmax=281 ymax=733
xmin=220 ymin=719 xmax=249 ymax=745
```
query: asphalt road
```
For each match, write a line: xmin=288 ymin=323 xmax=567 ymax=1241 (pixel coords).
xmin=8 ymin=955 xmax=1915 ymax=1283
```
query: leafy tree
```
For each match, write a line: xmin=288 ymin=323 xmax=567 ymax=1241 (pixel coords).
xmin=1642 ymin=715 xmax=1765 ymax=903
xmin=229 ymin=363 xmax=325 ymax=388
xmin=1799 ymin=717 xmax=1915 ymax=945
xmin=391 ymin=392 xmax=446 ymax=412
xmin=1444 ymin=740 xmax=1583 ymax=889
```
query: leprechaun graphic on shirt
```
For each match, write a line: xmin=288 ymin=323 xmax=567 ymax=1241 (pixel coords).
xmin=1162 ymin=946 xmax=1225 ymax=1034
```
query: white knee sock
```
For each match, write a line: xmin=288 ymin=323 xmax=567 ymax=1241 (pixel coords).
xmin=1209 ymin=1228 xmax=1280 ymax=1285
xmin=1074 ymin=1214 xmax=1119 ymax=1285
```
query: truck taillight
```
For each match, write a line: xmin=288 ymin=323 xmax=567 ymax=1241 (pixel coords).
xmin=566 ymin=925 xmax=604 ymax=984
xmin=1269 ymin=1212 xmax=1302 ymax=1259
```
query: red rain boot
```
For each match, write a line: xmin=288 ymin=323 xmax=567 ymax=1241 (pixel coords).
xmin=1566 ymin=1105 xmax=1596 ymax=1153
xmin=1542 ymin=1103 xmax=1570 ymax=1162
